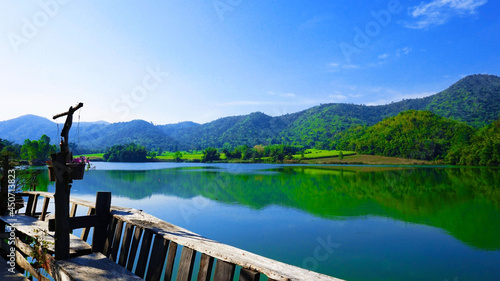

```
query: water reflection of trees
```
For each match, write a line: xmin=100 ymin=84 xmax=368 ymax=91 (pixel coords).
xmin=17 ymin=167 xmax=49 ymax=192
xmin=63 ymin=166 xmax=500 ymax=250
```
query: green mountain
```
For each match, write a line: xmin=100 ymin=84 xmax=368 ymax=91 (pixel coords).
xmin=161 ymin=112 xmax=293 ymax=150
xmin=1 ymin=74 xmax=499 ymax=153
xmin=333 ymin=110 xmax=477 ymax=161
xmin=80 ymin=120 xmax=179 ymax=152
xmin=0 ymin=114 xmax=61 ymax=144
xmin=277 ymin=74 xmax=500 ymax=147
xmin=423 ymin=74 xmax=500 ymax=127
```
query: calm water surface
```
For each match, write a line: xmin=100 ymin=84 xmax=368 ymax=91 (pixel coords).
xmin=31 ymin=163 xmax=500 ymax=281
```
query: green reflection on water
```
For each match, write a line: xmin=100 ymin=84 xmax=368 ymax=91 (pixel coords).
xmin=71 ymin=165 xmax=500 ymax=251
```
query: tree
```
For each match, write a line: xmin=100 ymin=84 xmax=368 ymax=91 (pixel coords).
xmin=0 ymin=139 xmax=20 ymax=158
xmin=174 ymin=151 xmax=183 ymax=162
xmin=201 ymin=147 xmax=220 ymax=162
xmin=20 ymin=135 xmax=56 ymax=163
xmin=103 ymin=143 xmax=147 ymax=162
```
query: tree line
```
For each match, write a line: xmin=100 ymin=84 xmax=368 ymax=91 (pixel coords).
xmin=1 ymin=134 xmax=56 ymax=164
xmin=332 ymin=110 xmax=499 ymax=166
xmin=2 ymin=109 xmax=499 ymax=166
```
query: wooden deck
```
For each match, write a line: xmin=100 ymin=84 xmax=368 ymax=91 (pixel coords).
xmin=0 ymin=215 xmax=92 ymax=257
xmin=0 ymin=191 xmax=345 ymax=281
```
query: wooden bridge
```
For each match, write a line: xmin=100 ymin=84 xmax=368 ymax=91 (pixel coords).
xmin=0 ymin=191 xmax=344 ymax=281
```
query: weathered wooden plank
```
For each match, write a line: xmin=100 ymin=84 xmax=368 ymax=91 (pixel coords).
xmin=54 ymin=252 xmax=143 ymax=281
xmin=239 ymin=268 xmax=260 ymax=281
xmin=49 ymin=214 xmax=109 ymax=231
xmin=135 ymin=229 xmax=154 ymax=278
xmin=102 ymin=216 xmax=118 ymax=257
xmin=118 ymin=223 xmax=135 ymax=267
xmin=126 ymin=226 xmax=143 ymax=272
xmin=70 ymin=202 xmax=78 ymax=217
xmin=0 ymin=215 xmax=92 ymax=256
xmin=15 ymin=249 xmax=50 ymax=281
xmin=31 ymin=193 xmax=40 ymax=217
xmin=163 ymin=241 xmax=178 ymax=281
xmin=176 ymin=246 xmax=197 ymax=281
xmin=145 ymin=235 xmax=169 ymax=281
xmin=110 ymin=209 xmax=344 ymax=281
xmin=109 ymin=219 xmax=124 ymax=262
xmin=197 ymin=253 xmax=214 ymax=281
xmin=24 ymin=194 xmax=35 ymax=216
xmin=39 ymin=196 xmax=50 ymax=221
xmin=0 ymin=255 xmax=29 ymax=281
xmin=11 ymin=236 xmax=55 ymax=278
xmin=81 ymin=207 xmax=95 ymax=241
xmin=213 ymin=260 xmax=235 ymax=281
xmin=18 ymin=191 xmax=345 ymax=281
xmin=21 ymin=191 xmax=132 ymax=212
xmin=70 ymin=214 xmax=109 ymax=230
xmin=92 ymin=191 xmax=111 ymax=253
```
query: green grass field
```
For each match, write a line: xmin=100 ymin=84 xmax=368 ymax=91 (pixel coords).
xmin=155 ymin=151 xmax=204 ymax=161
xmin=75 ymin=153 xmax=104 ymax=160
xmin=80 ymin=149 xmax=356 ymax=162
xmin=294 ymin=149 xmax=356 ymax=159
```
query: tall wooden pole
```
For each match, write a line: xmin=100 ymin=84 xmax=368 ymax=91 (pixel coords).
xmin=52 ymin=102 xmax=83 ymax=260
xmin=52 ymin=152 xmax=70 ymax=260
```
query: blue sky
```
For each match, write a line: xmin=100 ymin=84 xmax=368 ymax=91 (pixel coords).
xmin=0 ymin=0 xmax=499 ymax=124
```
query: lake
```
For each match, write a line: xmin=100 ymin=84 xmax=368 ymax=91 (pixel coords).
xmin=29 ymin=163 xmax=500 ymax=281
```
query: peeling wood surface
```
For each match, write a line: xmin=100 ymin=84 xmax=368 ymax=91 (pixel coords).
xmin=15 ymin=191 xmax=345 ymax=281
xmin=54 ymin=252 xmax=143 ymax=281
xmin=0 ymin=215 xmax=92 ymax=256
xmin=0 ymin=256 xmax=30 ymax=281
xmin=111 ymin=209 xmax=345 ymax=281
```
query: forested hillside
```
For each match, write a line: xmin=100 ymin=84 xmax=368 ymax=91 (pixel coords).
xmin=160 ymin=112 xmax=291 ymax=149
xmin=446 ymin=117 xmax=500 ymax=166
xmin=0 ymin=74 xmax=499 ymax=155
xmin=423 ymin=74 xmax=500 ymax=127
xmin=333 ymin=110 xmax=477 ymax=161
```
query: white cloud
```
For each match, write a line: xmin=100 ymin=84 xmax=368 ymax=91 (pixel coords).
xmin=378 ymin=53 xmax=390 ymax=59
xmin=328 ymin=62 xmax=360 ymax=71
xmin=280 ymin=93 xmax=296 ymax=98
xmin=268 ymin=91 xmax=296 ymax=98
xmin=342 ymin=64 xmax=359 ymax=70
xmin=405 ymin=0 xmax=487 ymax=29
xmin=396 ymin=47 xmax=412 ymax=57
xmin=329 ymin=94 xmax=348 ymax=102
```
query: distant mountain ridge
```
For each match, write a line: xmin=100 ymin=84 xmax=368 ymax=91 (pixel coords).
xmin=1 ymin=74 xmax=499 ymax=152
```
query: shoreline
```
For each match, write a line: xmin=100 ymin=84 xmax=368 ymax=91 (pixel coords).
xmin=83 ymin=154 xmax=436 ymax=166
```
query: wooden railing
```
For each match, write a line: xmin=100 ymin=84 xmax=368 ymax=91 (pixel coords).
xmin=7 ymin=191 xmax=344 ymax=281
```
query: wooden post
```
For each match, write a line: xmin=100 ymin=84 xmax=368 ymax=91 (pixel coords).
xmin=51 ymin=102 xmax=83 ymax=260
xmin=53 ymin=151 xmax=71 ymax=260
xmin=92 ymin=191 xmax=111 ymax=253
